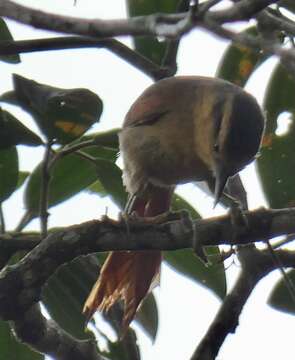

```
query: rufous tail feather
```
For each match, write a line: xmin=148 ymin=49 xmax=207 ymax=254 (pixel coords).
xmin=83 ymin=187 xmax=172 ymax=331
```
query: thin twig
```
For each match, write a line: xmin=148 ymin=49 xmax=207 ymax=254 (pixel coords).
xmin=0 ymin=203 xmax=5 ymax=234
xmin=0 ymin=37 xmax=168 ymax=80
xmin=40 ymin=140 xmax=53 ymax=239
xmin=265 ymin=239 xmax=295 ymax=304
xmin=201 ymin=17 xmax=295 ymax=78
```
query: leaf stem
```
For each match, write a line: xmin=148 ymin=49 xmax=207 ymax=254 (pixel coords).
xmin=48 ymin=138 xmax=95 ymax=171
xmin=40 ymin=141 xmax=53 ymax=239
xmin=14 ymin=211 xmax=34 ymax=232
xmin=75 ymin=151 xmax=98 ymax=165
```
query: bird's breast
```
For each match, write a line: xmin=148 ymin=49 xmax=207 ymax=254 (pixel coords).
xmin=119 ymin=119 xmax=212 ymax=195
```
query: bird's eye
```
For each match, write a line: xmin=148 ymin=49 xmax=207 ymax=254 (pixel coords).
xmin=213 ymin=143 xmax=219 ymax=152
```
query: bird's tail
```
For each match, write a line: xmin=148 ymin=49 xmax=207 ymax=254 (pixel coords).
xmin=83 ymin=187 xmax=172 ymax=330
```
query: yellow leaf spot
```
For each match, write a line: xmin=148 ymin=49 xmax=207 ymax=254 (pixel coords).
xmin=239 ymin=59 xmax=253 ymax=78
xmin=235 ymin=45 xmax=252 ymax=55
xmin=55 ymin=121 xmax=87 ymax=136
xmin=72 ymin=124 xmax=88 ymax=136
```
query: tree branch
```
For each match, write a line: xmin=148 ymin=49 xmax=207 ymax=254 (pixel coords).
xmin=0 ymin=37 xmax=170 ymax=80
xmin=10 ymin=304 xmax=106 ymax=360
xmin=0 ymin=207 xmax=295 ymax=358
xmin=0 ymin=0 xmax=278 ymax=39
xmin=0 ymin=207 xmax=295 ymax=321
xmin=201 ymin=16 xmax=295 ymax=78
xmin=190 ymin=246 xmax=283 ymax=360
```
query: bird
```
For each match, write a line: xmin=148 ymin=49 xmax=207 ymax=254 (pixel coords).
xmin=83 ymin=75 xmax=265 ymax=331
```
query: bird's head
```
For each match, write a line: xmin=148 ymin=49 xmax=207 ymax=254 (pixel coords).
xmin=212 ymin=89 xmax=265 ymax=206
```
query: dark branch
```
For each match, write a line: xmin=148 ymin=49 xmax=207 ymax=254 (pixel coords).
xmin=0 ymin=37 xmax=170 ymax=80
xmin=0 ymin=0 xmax=278 ymax=39
xmin=10 ymin=304 xmax=106 ymax=360
xmin=0 ymin=207 xmax=295 ymax=321
xmin=0 ymin=207 xmax=295 ymax=358
xmin=190 ymin=246 xmax=280 ymax=360
xmin=201 ymin=16 xmax=295 ymax=79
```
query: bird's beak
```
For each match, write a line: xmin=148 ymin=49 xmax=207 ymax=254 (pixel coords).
xmin=213 ymin=163 xmax=229 ymax=208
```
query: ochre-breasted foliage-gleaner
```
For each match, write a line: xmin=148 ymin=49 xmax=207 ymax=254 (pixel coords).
xmin=83 ymin=76 xmax=265 ymax=330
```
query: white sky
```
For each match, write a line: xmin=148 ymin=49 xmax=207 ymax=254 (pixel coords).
xmin=2 ymin=1 xmax=295 ymax=360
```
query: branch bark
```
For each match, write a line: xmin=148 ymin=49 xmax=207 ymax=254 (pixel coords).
xmin=0 ymin=0 xmax=278 ymax=39
xmin=10 ymin=304 xmax=106 ymax=360
xmin=0 ymin=37 xmax=172 ymax=80
xmin=190 ymin=246 xmax=276 ymax=359
xmin=0 ymin=207 xmax=295 ymax=358
xmin=0 ymin=207 xmax=294 ymax=320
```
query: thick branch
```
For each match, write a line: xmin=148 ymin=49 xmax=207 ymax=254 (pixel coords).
xmin=0 ymin=0 xmax=278 ymax=39
xmin=10 ymin=304 xmax=105 ymax=360
xmin=0 ymin=207 xmax=295 ymax=358
xmin=0 ymin=207 xmax=295 ymax=321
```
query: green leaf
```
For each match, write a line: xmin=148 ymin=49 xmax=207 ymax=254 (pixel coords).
xmin=43 ymin=256 xmax=100 ymax=339
xmin=268 ymin=269 xmax=295 ymax=314
xmin=257 ymin=64 xmax=295 ymax=208
xmin=0 ymin=108 xmax=42 ymax=149
xmin=86 ymin=179 xmax=108 ymax=197
xmin=8 ymin=74 xmax=103 ymax=143
xmin=16 ymin=171 xmax=30 ymax=189
xmin=0 ymin=147 xmax=19 ymax=202
xmin=164 ymin=247 xmax=226 ymax=300
xmin=0 ymin=18 xmax=20 ymax=64
xmin=216 ymin=26 xmax=269 ymax=86
xmin=0 ymin=320 xmax=43 ymax=359
xmin=164 ymin=194 xmax=226 ymax=300
xmin=172 ymin=193 xmax=201 ymax=218
xmin=88 ymin=128 xmax=120 ymax=150
xmin=126 ymin=0 xmax=179 ymax=65
xmin=135 ymin=293 xmax=158 ymax=341
xmin=25 ymin=145 xmax=118 ymax=215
